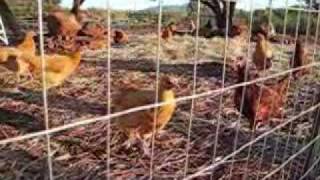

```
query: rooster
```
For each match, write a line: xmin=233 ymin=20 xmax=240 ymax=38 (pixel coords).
xmin=253 ymin=33 xmax=273 ymax=71
xmin=234 ymin=59 xmax=289 ymax=130
xmin=113 ymin=76 xmax=177 ymax=155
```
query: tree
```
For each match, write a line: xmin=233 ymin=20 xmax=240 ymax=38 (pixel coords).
xmin=0 ymin=0 xmax=21 ymax=38
xmin=305 ymin=0 xmax=320 ymax=9
xmin=190 ymin=0 xmax=237 ymax=36
xmin=71 ymin=0 xmax=85 ymax=16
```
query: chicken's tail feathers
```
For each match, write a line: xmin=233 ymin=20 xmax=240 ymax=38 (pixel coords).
xmin=69 ymin=51 xmax=81 ymax=60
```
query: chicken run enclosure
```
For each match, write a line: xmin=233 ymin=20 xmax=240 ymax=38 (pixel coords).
xmin=1 ymin=0 xmax=320 ymax=179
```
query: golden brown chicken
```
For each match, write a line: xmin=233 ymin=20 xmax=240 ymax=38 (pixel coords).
xmin=23 ymin=51 xmax=82 ymax=89
xmin=234 ymin=59 xmax=289 ymax=130
xmin=17 ymin=31 xmax=37 ymax=55
xmin=0 ymin=31 xmax=37 ymax=84
xmin=161 ymin=27 xmax=173 ymax=41
xmin=253 ymin=23 xmax=275 ymax=39
xmin=87 ymin=38 xmax=107 ymax=50
xmin=290 ymin=38 xmax=310 ymax=78
xmin=113 ymin=30 xmax=128 ymax=44
xmin=252 ymin=33 xmax=273 ymax=71
xmin=47 ymin=10 xmax=82 ymax=37
xmin=113 ymin=76 xmax=177 ymax=154
xmin=78 ymin=22 xmax=107 ymax=39
xmin=0 ymin=47 xmax=21 ymax=63
xmin=161 ymin=23 xmax=176 ymax=41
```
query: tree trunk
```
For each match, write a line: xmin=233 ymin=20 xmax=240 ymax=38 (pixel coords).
xmin=0 ymin=0 xmax=21 ymax=39
xmin=71 ymin=0 xmax=85 ymax=16
xmin=215 ymin=1 xmax=236 ymax=35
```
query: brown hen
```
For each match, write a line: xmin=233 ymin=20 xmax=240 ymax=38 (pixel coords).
xmin=23 ymin=51 xmax=82 ymax=89
xmin=0 ymin=31 xmax=36 ymax=85
xmin=113 ymin=76 xmax=177 ymax=154
xmin=290 ymin=38 xmax=310 ymax=78
xmin=234 ymin=59 xmax=289 ymax=130
xmin=161 ymin=23 xmax=176 ymax=41
xmin=17 ymin=31 xmax=37 ymax=55
xmin=253 ymin=33 xmax=273 ymax=71
xmin=113 ymin=30 xmax=128 ymax=44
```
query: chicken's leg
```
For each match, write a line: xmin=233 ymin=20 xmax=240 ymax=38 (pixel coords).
xmin=140 ymin=139 xmax=151 ymax=157
xmin=123 ymin=138 xmax=137 ymax=149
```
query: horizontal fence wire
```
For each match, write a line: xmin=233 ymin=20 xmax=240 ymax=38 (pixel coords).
xmin=183 ymin=102 xmax=320 ymax=180
xmin=300 ymin=155 xmax=320 ymax=179
xmin=261 ymin=134 xmax=320 ymax=180
xmin=2 ymin=0 xmax=320 ymax=179
xmin=0 ymin=62 xmax=318 ymax=146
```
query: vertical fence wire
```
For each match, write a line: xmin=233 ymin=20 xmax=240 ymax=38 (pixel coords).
xmin=105 ymin=0 xmax=112 ymax=179
xmin=183 ymin=0 xmax=201 ymax=177
xmin=302 ymin=93 xmax=320 ymax=179
xmin=300 ymin=154 xmax=320 ymax=179
xmin=210 ymin=0 xmax=235 ymax=176
xmin=183 ymin=102 xmax=320 ymax=180
xmin=298 ymin=5 xmax=320 ymax=179
xmin=278 ymin=2 xmax=303 ymax=179
xmin=37 ymin=0 xmax=53 ymax=179
xmin=295 ymin=94 xmax=320 ymax=180
xmin=270 ymin=0 xmax=290 ymax=167
xmin=3 ymin=1 xmax=320 ymax=179
xmin=287 ymin=2 xmax=315 ymax=179
xmin=301 ymin=98 xmax=320 ymax=180
xmin=149 ymin=0 xmax=163 ymax=178
xmin=261 ymin=134 xmax=320 ymax=180
xmin=227 ymin=0 xmax=256 ymax=177
xmin=241 ymin=1 xmax=274 ymax=179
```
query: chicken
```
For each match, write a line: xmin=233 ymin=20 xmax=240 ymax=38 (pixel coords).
xmin=0 ymin=31 xmax=36 ymax=62
xmin=234 ymin=59 xmax=289 ymax=130
xmin=113 ymin=76 xmax=177 ymax=154
xmin=0 ymin=47 xmax=21 ymax=63
xmin=253 ymin=23 xmax=275 ymax=39
xmin=161 ymin=23 xmax=176 ymax=41
xmin=0 ymin=31 xmax=36 ymax=84
xmin=252 ymin=33 xmax=273 ymax=71
xmin=113 ymin=30 xmax=128 ymax=45
xmin=78 ymin=22 xmax=107 ymax=39
xmin=47 ymin=10 xmax=82 ymax=37
xmin=23 ymin=51 xmax=82 ymax=89
xmin=161 ymin=27 xmax=173 ymax=41
xmin=87 ymin=38 xmax=107 ymax=50
xmin=172 ymin=20 xmax=196 ymax=36
xmin=290 ymin=38 xmax=310 ymax=78
xmin=16 ymin=31 xmax=37 ymax=55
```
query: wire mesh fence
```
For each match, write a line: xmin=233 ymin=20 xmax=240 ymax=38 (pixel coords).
xmin=0 ymin=0 xmax=320 ymax=179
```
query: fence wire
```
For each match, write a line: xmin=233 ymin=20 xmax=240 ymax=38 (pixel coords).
xmin=37 ymin=0 xmax=53 ymax=179
xmin=0 ymin=0 xmax=320 ymax=179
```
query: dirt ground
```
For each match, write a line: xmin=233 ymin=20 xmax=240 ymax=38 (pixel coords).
xmin=0 ymin=29 xmax=320 ymax=179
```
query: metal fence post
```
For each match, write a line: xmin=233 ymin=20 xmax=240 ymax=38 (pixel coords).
xmin=303 ymin=90 xmax=320 ymax=179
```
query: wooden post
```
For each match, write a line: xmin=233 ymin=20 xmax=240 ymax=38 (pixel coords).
xmin=303 ymin=91 xmax=320 ymax=179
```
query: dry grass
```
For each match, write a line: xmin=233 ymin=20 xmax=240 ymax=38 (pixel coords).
xmin=0 ymin=31 xmax=320 ymax=179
